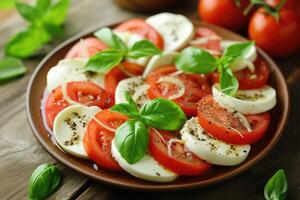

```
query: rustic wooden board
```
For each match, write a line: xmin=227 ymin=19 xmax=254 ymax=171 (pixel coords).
xmin=0 ymin=0 xmax=300 ymax=199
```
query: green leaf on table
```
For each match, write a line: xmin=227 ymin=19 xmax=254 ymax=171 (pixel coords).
xmin=5 ymin=26 xmax=51 ymax=58
xmin=15 ymin=1 xmax=40 ymax=24
xmin=140 ymin=98 xmax=187 ymax=131
xmin=0 ymin=0 xmax=16 ymax=9
xmin=28 ymin=163 xmax=62 ymax=200
xmin=127 ymin=40 xmax=161 ymax=59
xmin=115 ymin=120 xmax=149 ymax=164
xmin=175 ymin=47 xmax=217 ymax=74
xmin=94 ymin=27 xmax=127 ymax=51
xmin=264 ymin=169 xmax=288 ymax=200
xmin=220 ymin=67 xmax=239 ymax=96
xmin=36 ymin=0 xmax=51 ymax=13
xmin=85 ymin=49 xmax=123 ymax=73
xmin=223 ymin=41 xmax=255 ymax=60
xmin=0 ymin=57 xmax=26 ymax=82
xmin=43 ymin=0 xmax=70 ymax=26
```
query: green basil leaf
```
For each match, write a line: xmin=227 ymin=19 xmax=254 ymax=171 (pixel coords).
xmin=111 ymin=103 xmax=139 ymax=117
xmin=264 ymin=169 xmax=288 ymax=200
xmin=223 ymin=41 xmax=255 ymax=60
xmin=36 ymin=0 xmax=51 ymax=13
xmin=140 ymin=98 xmax=186 ymax=131
xmin=85 ymin=49 xmax=123 ymax=73
xmin=44 ymin=23 xmax=64 ymax=38
xmin=5 ymin=26 xmax=51 ymax=58
xmin=220 ymin=67 xmax=239 ymax=96
xmin=43 ymin=0 xmax=70 ymax=26
xmin=0 ymin=0 xmax=16 ymax=9
xmin=115 ymin=120 xmax=149 ymax=164
xmin=28 ymin=163 xmax=62 ymax=200
xmin=15 ymin=2 xmax=40 ymax=23
xmin=124 ymin=91 xmax=138 ymax=111
xmin=175 ymin=47 xmax=217 ymax=74
xmin=0 ymin=57 xmax=26 ymax=82
xmin=94 ymin=27 xmax=127 ymax=51
xmin=127 ymin=40 xmax=161 ymax=59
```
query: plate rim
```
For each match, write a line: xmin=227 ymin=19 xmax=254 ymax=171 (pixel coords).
xmin=26 ymin=20 xmax=290 ymax=191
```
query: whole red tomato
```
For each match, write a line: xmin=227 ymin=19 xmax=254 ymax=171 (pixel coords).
xmin=249 ymin=8 xmax=300 ymax=57
xmin=266 ymin=0 xmax=300 ymax=12
xmin=198 ymin=0 xmax=251 ymax=30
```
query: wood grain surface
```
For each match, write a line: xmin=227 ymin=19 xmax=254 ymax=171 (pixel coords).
xmin=0 ymin=0 xmax=300 ymax=199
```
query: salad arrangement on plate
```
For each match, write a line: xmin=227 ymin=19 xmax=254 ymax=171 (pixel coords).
xmin=41 ymin=12 xmax=277 ymax=182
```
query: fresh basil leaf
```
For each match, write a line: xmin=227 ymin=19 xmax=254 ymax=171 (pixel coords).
xmin=124 ymin=91 xmax=139 ymax=111
xmin=111 ymin=103 xmax=139 ymax=118
xmin=94 ymin=27 xmax=127 ymax=51
xmin=223 ymin=41 xmax=255 ymax=60
xmin=43 ymin=0 xmax=70 ymax=26
xmin=127 ymin=40 xmax=161 ymax=59
xmin=15 ymin=2 xmax=40 ymax=24
xmin=85 ymin=49 xmax=123 ymax=73
xmin=5 ymin=26 xmax=51 ymax=58
xmin=115 ymin=120 xmax=149 ymax=164
xmin=44 ymin=23 xmax=64 ymax=38
xmin=220 ymin=67 xmax=239 ymax=96
xmin=28 ymin=163 xmax=62 ymax=200
xmin=0 ymin=57 xmax=26 ymax=82
xmin=36 ymin=0 xmax=51 ymax=13
xmin=140 ymin=98 xmax=186 ymax=131
xmin=264 ymin=169 xmax=288 ymax=200
xmin=0 ymin=0 xmax=16 ymax=9
xmin=175 ymin=47 xmax=217 ymax=74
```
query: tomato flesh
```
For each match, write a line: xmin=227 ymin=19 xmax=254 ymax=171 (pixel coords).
xmin=84 ymin=110 xmax=128 ymax=171
xmin=149 ymin=129 xmax=212 ymax=175
xmin=194 ymin=27 xmax=222 ymax=52
xmin=197 ymin=95 xmax=270 ymax=144
xmin=146 ymin=66 xmax=211 ymax=116
xmin=114 ymin=18 xmax=164 ymax=49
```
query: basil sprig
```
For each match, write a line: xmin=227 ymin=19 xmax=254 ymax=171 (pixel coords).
xmin=0 ymin=57 xmax=26 ymax=82
xmin=85 ymin=27 xmax=161 ymax=73
xmin=111 ymin=92 xmax=186 ymax=164
xmin=28 ymin=163 xmax=62 ymax=200
xmin=5 ymin=0 xmax=70 ymax=58
xmin=175 ymin=41 xmax=254 ymax=96
xmin=264 ymin=169 xmax=288 ymax=200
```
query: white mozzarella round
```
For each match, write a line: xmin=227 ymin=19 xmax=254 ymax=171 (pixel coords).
xmin=142 ymin=51 xmax=178 ymax=78
xmin=146 ymin=13 xmax=195 ymax=51
xmin=212 ymin=84 xmax=276 ymax=114
xmin=47 ymin=59 xmax=105 ymax=92
xmin=114 ymin=31 xmax=149 ymax=66
xmin=180 ymin=118 xmax=250 ymax=166
xmin=53 ymin=105 xmax=100 ymax=158
xmin=115 ymin=77 xmax=149 ymax=108
xmin=111 ymin=140 xmax=178 ymax=182
xmin=221 ymin=40 xmax=257 ymax=72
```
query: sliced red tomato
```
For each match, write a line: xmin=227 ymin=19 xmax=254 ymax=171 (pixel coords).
xmin=149 ymin=129 xmax=212 ymax=175
xmin=45 ymin=81 xmax=114 ymax=129
xmin=83 ymin=110 xmax=128 ymax=171
xmin=194 ymin=27 xmax=222 ymax=53
xmin=104 ymin=61 xmax=144 ymax=95
xmin=196 ymin=27 xmax=220 ymax=38
xmin=146 ymin=65 xmax=211 ymax=117
xmin=210 ymin=58 xmax=270 ymax=89
xmin=197 ymin=95 xmax=270 ymax=144
xmin=65 ymin=37 xmax=107 ymax=58
xmin=114 ymin=19 xmax=164 ymax=49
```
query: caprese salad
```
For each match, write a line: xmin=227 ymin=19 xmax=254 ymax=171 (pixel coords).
xmin=41 ymin=13 xmax=277 ymax=182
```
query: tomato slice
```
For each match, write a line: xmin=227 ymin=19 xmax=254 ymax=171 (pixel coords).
xmin=197 ymin=95 xmax=270 ymax=144
xmin=196 ymin=27 xmax=220 ymax=38
xmin=194 ymin=27 xmax=222 ymax=53
xmin=45 ymin=81 xmax=114 ymax=129
xmin=65 ymin=37 xmax=107 ymax=58
xmin=83 ymin=110 xmax=128 ymax=171
xmin=209 ymin=58 xmax=270 ymax=89
xmin=104 ymin=61 xmax=144 ymax=95
xmin=146 ymin=65 xmax=211 ymax=117
xmin=114 ymin=19 xmax=164 ymax=49
xmin=149 ymin=129 xmax=212 ymax=175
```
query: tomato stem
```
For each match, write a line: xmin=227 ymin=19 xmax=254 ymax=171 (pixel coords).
xmin=243 ymin=3 xmax=255 ymax=16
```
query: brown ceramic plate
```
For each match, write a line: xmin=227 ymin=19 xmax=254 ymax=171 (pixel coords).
xmin=26 ymin=20 xmax=290 ymax=191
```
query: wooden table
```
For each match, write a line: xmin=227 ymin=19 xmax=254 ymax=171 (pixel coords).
xmin=1 ymin=0 xmax=300 ymax=199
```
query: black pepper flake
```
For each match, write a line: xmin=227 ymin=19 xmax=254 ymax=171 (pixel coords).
xmin=155 ymin=172 xmax=161 ymax=176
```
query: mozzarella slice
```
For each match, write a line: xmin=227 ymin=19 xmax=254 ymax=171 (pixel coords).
xmin=53 ymin=105 xmax=100 ymax=158
xmin=146 ymin=13 xmax=195 ymax=51
xmin=115 ymin=77 xmax=149 ymax=108
xmin=181 ymin=118 xmax=250 ymax=166
xmin=221 ymin=40 xmax=257 ymax=72
xmin=115 ymin=31 xmax=149 ymax=66
xmin=111 ymin=140 xmax=177 ymax=182
xmin=47 ymin=59 xmax=105 ymax=92
xmin=212 ymin=84 xmax=276 ymax=114
xmin=142 ymin=51 xmax=178 ymax=78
